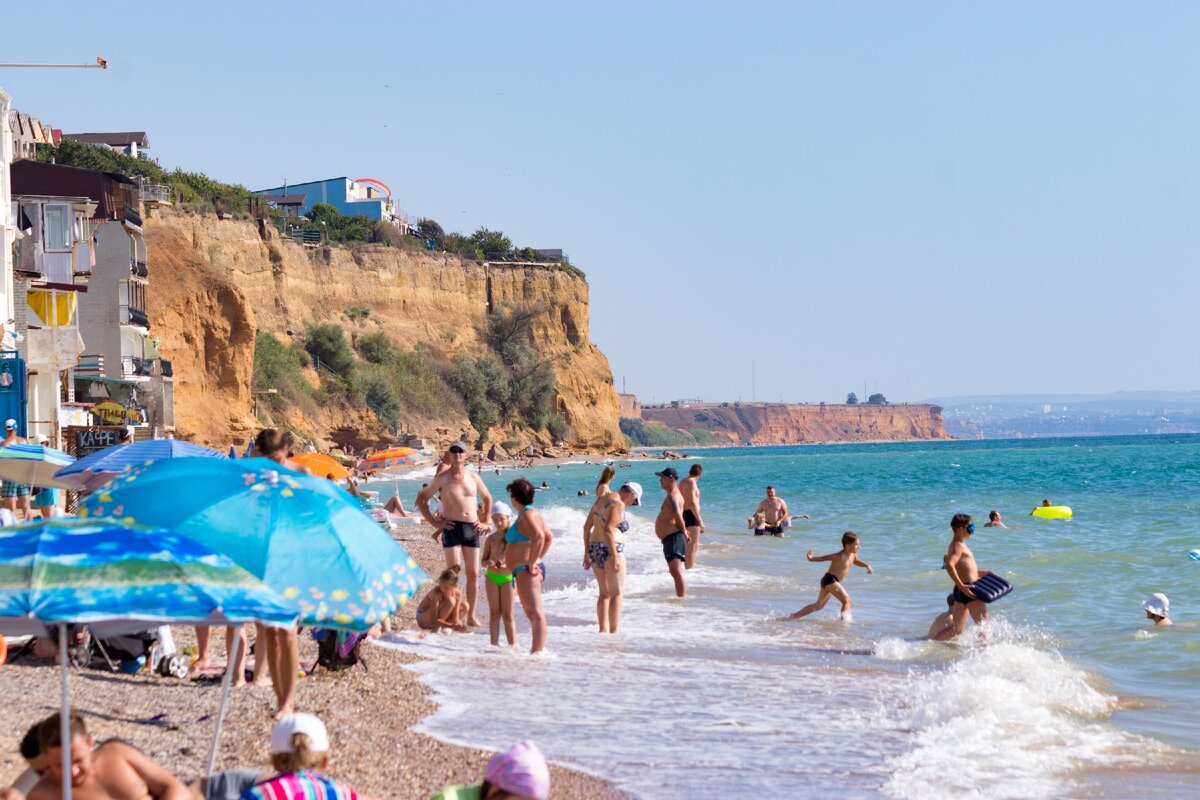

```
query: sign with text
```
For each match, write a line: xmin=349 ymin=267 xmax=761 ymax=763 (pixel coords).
xmin=66 ymin=426 xmax=123 ymax=459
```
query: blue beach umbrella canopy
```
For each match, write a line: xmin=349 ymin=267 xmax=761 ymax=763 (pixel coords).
xmin=80 ymin=458 xmax=427 ymax=630
xmin=0 ymin=443 xmax=76 ymax=490
xmin=0 ymin=517 xmax=299 ymax=800
xmin=54 ymin=438 xmax=226 ymax=493
xmin=0 ymin=517 xmax=299 ymax=635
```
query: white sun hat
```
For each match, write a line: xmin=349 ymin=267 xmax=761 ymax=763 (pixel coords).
xmin=1142 ymin=593 xmax=1170 ymax=618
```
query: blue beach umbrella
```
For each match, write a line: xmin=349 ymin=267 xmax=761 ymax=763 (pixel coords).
xmin=0 ymin=443 xmax=76 ymax=490
xmin=54 ymin=438 xmax=226 ymax=493
xmin=0 ymin=517 xmax=299 ymax=800
xmin=80 ymin=458 xmax=427 ymax=630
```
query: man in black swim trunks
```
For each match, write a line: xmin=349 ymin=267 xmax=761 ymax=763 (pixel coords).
xmin=936 ymin=513 xmax=992 ymax=641
xmin=755 ymin=486 xmax=789 ymax=537
xmin=653 ymin=467 xmax=690 ymax=597
xmin=679 ymin=464 xmax=705 ymax=569
xmin=417 ymin=441 xmax=493 ymax=627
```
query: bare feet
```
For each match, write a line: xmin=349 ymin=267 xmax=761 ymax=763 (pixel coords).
xmin=274 ymin=702 xmax=295 ymax=721
xmin=467 ymin=617 xmax=483 ymax=628
xmin=191 ymin=659 xmax=211 ymax=672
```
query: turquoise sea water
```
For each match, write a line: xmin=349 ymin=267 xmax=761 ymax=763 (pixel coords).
xmin=371 ymin=435 xmax=1200 ymax=799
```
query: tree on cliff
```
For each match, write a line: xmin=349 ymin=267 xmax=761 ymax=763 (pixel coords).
xmin=867 ymin=393 xmax=888 ymax=405
xmin=846 ymin=392 xmax=859 ymax=404
xmin=486 ymin=302 xmax=546 ymax=358
xmin=416 ymin=218 xmax=446 ymax=248
xmin=469 ymin=228 xmax=514 ymax=259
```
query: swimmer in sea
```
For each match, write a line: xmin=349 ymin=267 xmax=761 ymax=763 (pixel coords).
xmin=654 ymin=467 xmax=690 ymax=597
xmin=984 ymin=509 xmax=1008 ymax=528
xmin=748 ymin=511 xmax=766 ymax=535
xmin=679 ymin=464 xmax=704 ymax=569
xmin=926 ymin=593 xmax=956 ymax=640
xmin=936 ymin=513 xmax=994 ymax=640
xmin=755 ymin=486 xmax=789 ymax=536
xmin=789 ymin=532 xmax=873 ymax=620
xmin=1142 ymin=593 xmax=1173 ymax=626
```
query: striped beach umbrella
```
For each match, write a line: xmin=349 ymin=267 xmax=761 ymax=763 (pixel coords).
xmin=0 ymin=443 xmax=76 ymax=490
xmin=360 ymin=446 xmax=426 ymax=471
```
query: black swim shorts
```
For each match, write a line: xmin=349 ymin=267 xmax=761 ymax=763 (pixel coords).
xmin=820 ymin=573 xmax=840 ymax=588
xmin=441 ymin=520 xmax=481 ymax=548
xmin=951 ymin=585 xmax=976 ymax=606
xmin=661 ymin=531 xmax=687 ymax=563
xmin=683 ymin=509 xmax=700 ymax=528
xmin=765 ymin=525 xmax=783 ymax=536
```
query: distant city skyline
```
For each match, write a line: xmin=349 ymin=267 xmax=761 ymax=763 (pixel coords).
xmin=4 ymin=1 xmax=1197 ymax=403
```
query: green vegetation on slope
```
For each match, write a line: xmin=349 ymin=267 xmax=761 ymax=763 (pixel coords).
xmin=619 ymin=418 xmax=726 ymax=448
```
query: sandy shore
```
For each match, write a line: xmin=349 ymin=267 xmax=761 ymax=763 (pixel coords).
xmin=0 ymin=527 xmax=628 ymax=799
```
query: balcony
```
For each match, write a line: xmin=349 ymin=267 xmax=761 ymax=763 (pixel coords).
xmin=131 ymin=259 xmax=148 ymax=278
xmin=160 ymin=359 xmax=173 ymax=378
xmin=137 ymin=182 xmax=172 ymax=205
xmin=119 ymin=305 xmax=151 ymax=329
xmin=123 ymin=203 xmax=143 ymax=229
xmin=122 ymin=356 xmax=153 ymax=378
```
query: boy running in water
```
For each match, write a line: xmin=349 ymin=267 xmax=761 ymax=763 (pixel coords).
xmin=790 ymin=532 xmax=873 ymax=620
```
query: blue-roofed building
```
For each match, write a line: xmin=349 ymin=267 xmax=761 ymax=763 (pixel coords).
xmin=254 ymin=177 xmax=410 ymax=231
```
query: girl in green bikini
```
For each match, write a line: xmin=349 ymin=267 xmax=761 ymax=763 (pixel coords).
xmin=481 ymin=501 xmax=517 ymax=647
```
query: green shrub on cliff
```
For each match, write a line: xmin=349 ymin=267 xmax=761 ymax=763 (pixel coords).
xmin=252 ymin=332 xmax=320 ymax=418
xmin=305 ymin=324 xmax=356 ymax=379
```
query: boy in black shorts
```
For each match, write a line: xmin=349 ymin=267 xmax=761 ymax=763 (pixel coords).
xmin=789 ymin=532 xmax=873 ymax=620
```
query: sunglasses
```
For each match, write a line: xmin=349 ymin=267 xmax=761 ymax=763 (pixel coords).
xmin=449 ymin=447 xmax=465 ymax=454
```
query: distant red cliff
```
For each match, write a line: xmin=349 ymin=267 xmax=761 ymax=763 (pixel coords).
xmin=637 ymin=402 xmax=951 ymax=444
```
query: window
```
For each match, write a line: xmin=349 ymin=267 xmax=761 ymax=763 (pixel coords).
xmin=44 ymin=204 xmax=72 ymax=251
xmin=127 ymin=281 xmax=146 ymax=311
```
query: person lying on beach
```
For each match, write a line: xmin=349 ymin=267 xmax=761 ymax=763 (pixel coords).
xmin=789 ymin=532 xmax=873 ymax=620
xmin=429 ymin=740 xmax=550 ymax=800
xmin=22 ymin=713 xmax=189 ymax=800
xmin=416 ymin=566 xmax=469 ymax=633
xmin=243 ymin=714 xmax=380 ymax=800
xmin=984 ymin=509 xmax=1008 ymax=528
xmin=1143 ymin=593 xmax=1173 ymax=626
xmin=481 ymin=503 xmax=517 ymax=646
xmin=384 ymin=494 xmax=410 ymax=516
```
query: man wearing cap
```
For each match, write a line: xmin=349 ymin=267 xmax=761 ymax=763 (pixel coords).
xmin=417 ymin=441 xmax=493 ymax=627
xmin=1 ymin=419 xmax=31 ymax=519
xmin=654 ymin=467 xmax=691 ymax=597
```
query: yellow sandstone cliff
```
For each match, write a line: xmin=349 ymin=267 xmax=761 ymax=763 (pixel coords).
xmin=639 ymin=402 xmax=950 ymax=445
xmin=144 ymin=210 xmax=623 ymax=451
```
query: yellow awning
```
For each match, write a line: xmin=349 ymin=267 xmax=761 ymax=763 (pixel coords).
xmin=27 ymin=290 xmax=77 ymax=327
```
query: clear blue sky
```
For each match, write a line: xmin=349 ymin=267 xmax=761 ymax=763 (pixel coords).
xmin=5 ymin=2 xmax=1198 ymax=403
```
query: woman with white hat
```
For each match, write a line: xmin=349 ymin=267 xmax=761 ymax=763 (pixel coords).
xmin=1142 ymin=593 xmax=1173 ymax=626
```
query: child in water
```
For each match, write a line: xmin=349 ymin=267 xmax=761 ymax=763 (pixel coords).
xmin=416 ymin=565 xmax=468 ymax=633
xmin=748 ymin=511 xmax=767 ymax=535
xmin=481 ymin=502 xmax=517 ymax=646
xmin=790 ymin=532 xmax=873 ymax=620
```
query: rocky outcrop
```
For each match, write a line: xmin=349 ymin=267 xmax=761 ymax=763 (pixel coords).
xmin=144 ymin=211 xmax=623 ymax=451
xmin=618 ymin=393 xmax=642 ymax=419
xmin=639 ymin=403 xmax=951 ymax=445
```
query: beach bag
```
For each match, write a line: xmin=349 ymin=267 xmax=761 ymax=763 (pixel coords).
xmin=971 ymin=574 xmax=1013 ymax=604
xmin=313 ymin=628 xmax=367 ymax=671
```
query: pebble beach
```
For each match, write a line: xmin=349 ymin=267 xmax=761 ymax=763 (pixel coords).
xmin=0 ymin=525 xmax=627 ymax=800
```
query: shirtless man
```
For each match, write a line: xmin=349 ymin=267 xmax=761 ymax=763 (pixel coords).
xmin=935 ymin=513 xmax=992 ymax=640
xmin=755 ymin=486 xmax=789 ymax=537
xmin=679 ymin=464 xmax=705 ymax=569
xmin=653 ymin=467 xmax=690 ymax=597
xmin=23 ymin=713 xmax=188 ymax=800
xmin=417 ymin=441 xmax=493 ymax=627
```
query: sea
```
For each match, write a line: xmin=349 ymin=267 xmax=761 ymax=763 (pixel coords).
xmin=368 ymin=435 xmax=1200 ymax=799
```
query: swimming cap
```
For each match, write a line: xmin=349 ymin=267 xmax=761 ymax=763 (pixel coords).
xmin=485 ymin=741 xmax=550 ymax=800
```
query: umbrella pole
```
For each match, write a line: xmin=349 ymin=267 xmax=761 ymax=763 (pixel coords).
xmin=205 ymin=632 xmax=242 ymax=777
xmin=59 ymin=625 xmax=72 ymax=800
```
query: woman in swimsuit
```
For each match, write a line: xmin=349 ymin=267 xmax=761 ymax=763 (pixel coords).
xmin=481 ymin=502 xmax=517 ymax=646
xmin=505 ymin=478 xmax=554 ymax=654
xmin=581 ymin=466 xmax=617 ymax=570
xmin=416 ymin=565 xmax=468 ymax=632
xmin=584 ymin=483 xmax=642 ymax=634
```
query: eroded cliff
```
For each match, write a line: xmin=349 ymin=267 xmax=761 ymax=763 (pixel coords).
xmin=639 ymin=402 xmax=950 ymax=445
xmin=145 ymin=210 xmax=623 ymax=451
